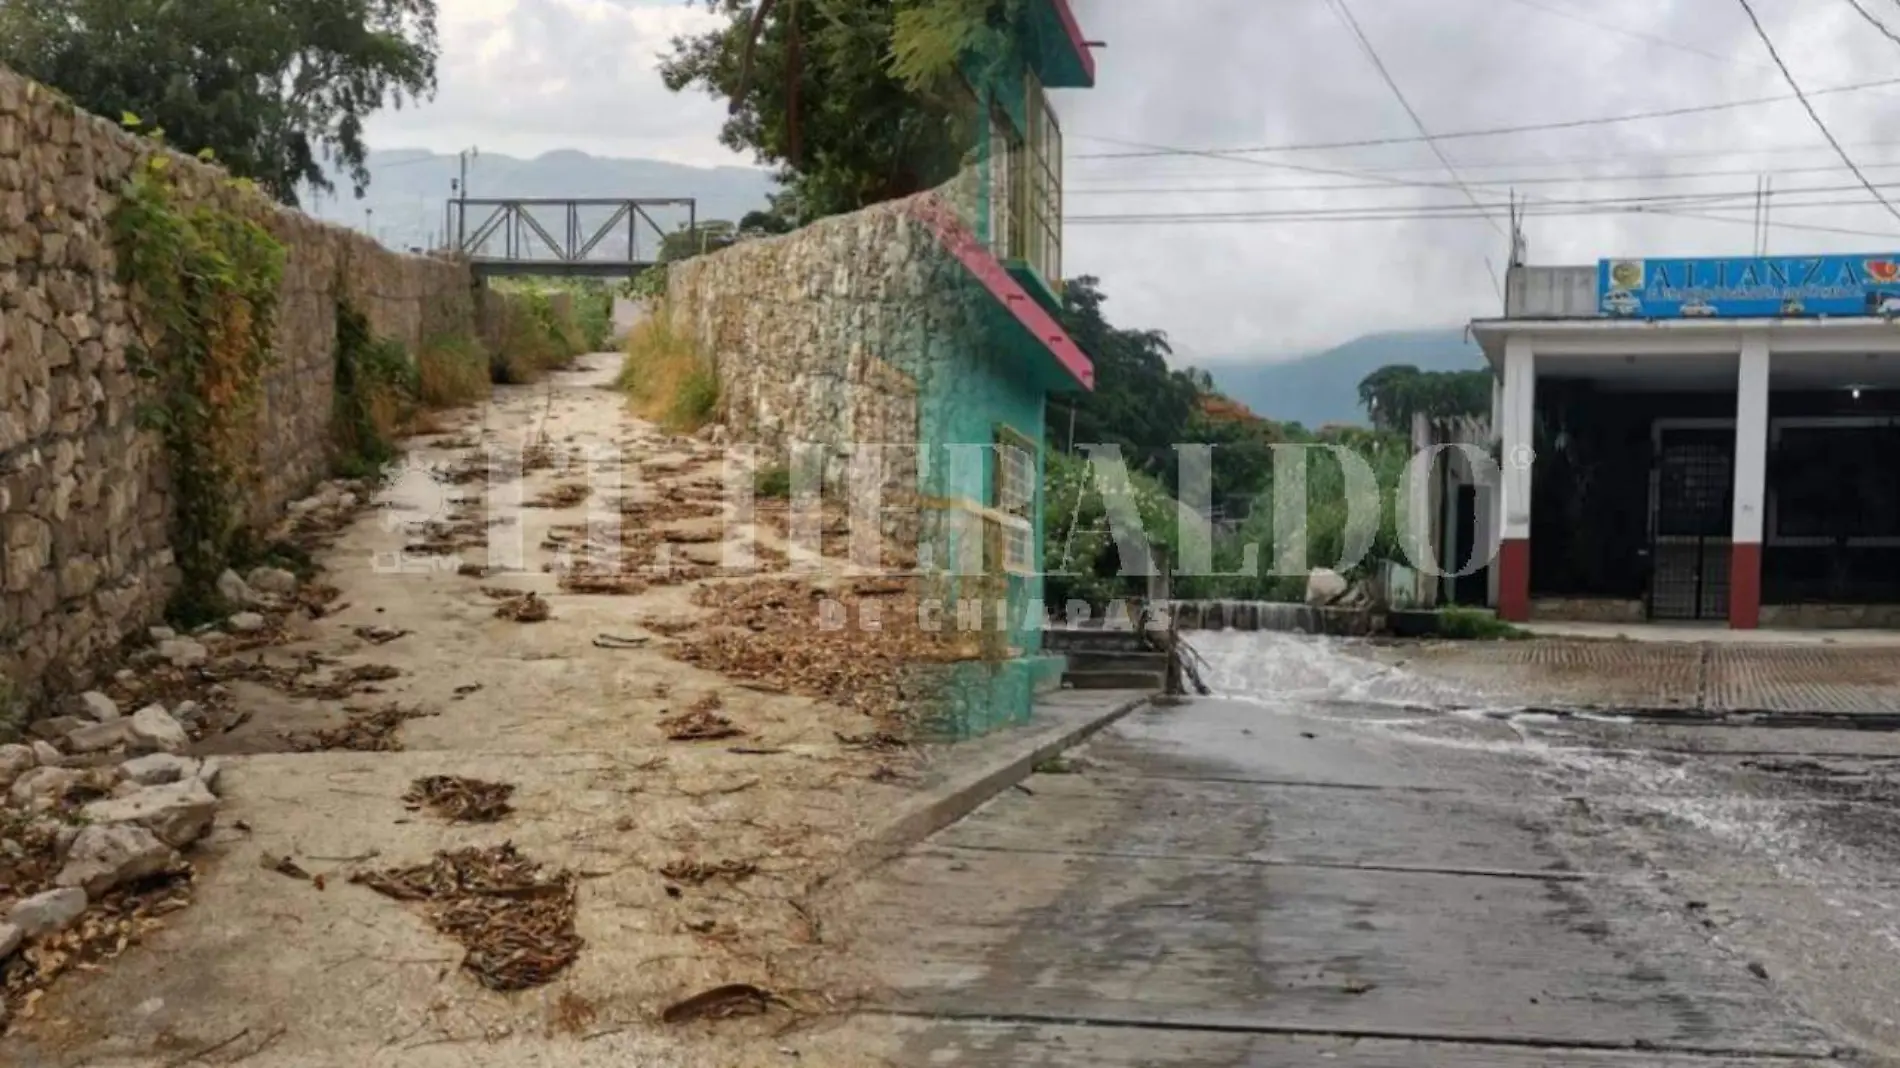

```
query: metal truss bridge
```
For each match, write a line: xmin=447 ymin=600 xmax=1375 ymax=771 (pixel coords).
xmin=447 ymin=197 xmax=696 ymax=278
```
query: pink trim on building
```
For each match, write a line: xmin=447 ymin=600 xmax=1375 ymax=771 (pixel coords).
xmin=908 ymin=196 xmax=1096 ymax=392
xmin=1047 ymin=0 xmax=1097 ymax=84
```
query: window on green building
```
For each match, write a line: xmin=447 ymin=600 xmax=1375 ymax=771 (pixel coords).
xmin=995 ymin=430 xmax=1037 ymax=573
xmin=1018 ymin=73 xmax=1063 ymax=287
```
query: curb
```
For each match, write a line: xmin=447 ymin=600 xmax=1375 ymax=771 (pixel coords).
xmin=828 ymin=692 xmax=1152 ymax=886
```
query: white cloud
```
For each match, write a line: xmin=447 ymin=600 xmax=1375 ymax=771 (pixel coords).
xmin=369 ymin=0 xmax=1900 ymax=360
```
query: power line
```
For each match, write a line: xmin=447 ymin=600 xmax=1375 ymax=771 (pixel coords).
xmin=1069 ymin=136 xmax=1900 ymax=182
xmin=1845 ymin=0 xmax=1900 ymax=48
xmin=1499 ymin=0 xmax=1774 ymax=69
xmin=1066 ymin=158 xmax=1900 ymax=197
xmin=1735 ymin=0 xmax=1900 ymax=225
xmin=1072 ymin=75 xmax=1900 ymax=161
xmin=1322 ymin=0 xmax=1504 ymax=236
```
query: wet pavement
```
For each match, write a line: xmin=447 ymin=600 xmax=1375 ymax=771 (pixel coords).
xmin=1376 ymin=640 xmax=1900 ymax=718
xmin=837 ymin=633 xmax=1900 ymax=1066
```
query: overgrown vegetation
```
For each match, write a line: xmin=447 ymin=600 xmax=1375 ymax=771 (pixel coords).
xmin=0 ymin=0 xmax=440 ymax=206
xmin=417 ymin=332 xmax=490 ymax=408
xmin=331 ymin=302 xmax=419 ymax=478
xmin=754 ymin=464 xmax=792 ymax=499
xmin=662 ymin=0 xmax=1022 ymax=223
xmin=1435 ymin=607 xmax=1531 ymax=641
xmin=112 ymin=136 xmax=285 ymax=622
xmin=614 ymin=307 xmax=720 ymax=433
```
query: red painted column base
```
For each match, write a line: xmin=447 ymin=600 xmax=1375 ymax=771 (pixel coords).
xmin=1498 ymin=538 xmax=1531 ymax=623
xmin=1730 ymin=542 xmax=1762 ymax=630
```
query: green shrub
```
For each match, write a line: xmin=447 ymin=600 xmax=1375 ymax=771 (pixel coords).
xmin=418 ymin=332 xmax=490 ymax=408
xmin=332 ymin=302 xmax=418 ymax=478
xmin=1436 ymin=607 xmax=1531 ymax=641
xmin=615 ymin=305 xmax=720 ymax=433
xmin=755 ymin=464 xmax=792 ymax=499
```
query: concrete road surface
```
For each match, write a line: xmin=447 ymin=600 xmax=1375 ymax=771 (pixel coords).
xmin=837 ymin=632 xmax=1900 ymax=1066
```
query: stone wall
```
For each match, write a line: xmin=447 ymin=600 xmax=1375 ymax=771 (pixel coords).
xmin=0 ymin=67 xmax=484 ymax=708
xmin=665 ymin=195 xmax=962 ymax=463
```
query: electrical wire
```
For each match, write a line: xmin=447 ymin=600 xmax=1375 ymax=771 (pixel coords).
xmin=1498 ymin=0 xmax=1773 ymax=68
xmin=1072 ymin=75 xmax=1900 ymax=161
xmin=1322 ymin=0 xmax=1504 ymax=236
xmin=1066 ymin=159 xmax=1900 ymax=197
xmin=1845 ymin=0 xmax=1900 ymax=49
xmin=1735 ymin=0 xmax=1900 ymax=227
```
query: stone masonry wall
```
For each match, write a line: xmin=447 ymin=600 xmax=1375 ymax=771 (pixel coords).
xmin=665 ymin=192 xmax=1001 ymax=470
xmin=0 ymin=67 xmax=483 ymax=708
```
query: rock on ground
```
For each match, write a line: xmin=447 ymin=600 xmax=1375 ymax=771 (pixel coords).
xmin=30 ymin=740 xmax=61 ymax=766
xmin=227 ymin=612 xmax=267 ymax=634
xmin=78 ymin=691 xmax=120 ymax=723
xmin=9 ymin=888 xmax=87 ymax=938
xmin=120 ymin=753 xmax=201 ymax=787
xmin=0 ymin=745 xmax=34 ymax=789
xmin=127 ymin=705 xmax=189 ymax=755
xmin=81 ymin=779 xmax=217 ymax=848
xmin=1305 ymin=568 xmax=1349 ymax=606
xmin=55 ymin=825 xmax=179 ymax=898
xmin=65 ymin=720 xmax=129 ymax=754
xmin=247 ymin=566 xmax=298 ymax=596
xmin=156 ymin=639 xmax=208 ymax=670
xmin=10 ymin=766 xmax=84 ymax=808
xmin=0 ymin=922 xmax=20 ymax=960
xmin=217 ymin=569 xmax=260 ymax=607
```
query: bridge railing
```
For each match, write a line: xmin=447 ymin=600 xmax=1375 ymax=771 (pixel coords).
xmin=447 ymin=197 xmax=697 ymax=277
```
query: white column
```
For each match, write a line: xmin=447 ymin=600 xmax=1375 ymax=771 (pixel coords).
xmin=1486 ymin=372 xmax=1503 ymax=607
xmin=1732 ymin=335 xmax=1771 ymax=545
xmin=1496 ymin=337 xmax=1536 ymax=620
xmin=1499 ymin=338 xmax=1536 ymax=543
xmin=1730 ymin=334 xmax=1770 ymax=628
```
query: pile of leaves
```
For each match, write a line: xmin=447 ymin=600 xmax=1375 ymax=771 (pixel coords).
xmin=404 ymin=776 xmax=516 ymax=823
xmin=288 ymin=703 xmax=434 ymax=752
xmin=2 ymin=871 xmax=194 ymax=1027
xmin=671 ymin=579 xmax=969 ymax=724
xmin=493 ymin=591 xmax=552 ymax=623
xmin=351 ymin=844 xmax=581 ymax=992
xmin=659 ymin=694 xmax=745 ymax=742
xmin=524 ymin=482 xmax=591 ymax=509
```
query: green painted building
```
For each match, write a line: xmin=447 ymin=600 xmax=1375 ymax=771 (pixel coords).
xmin=905 ymin=0 xmax=1099 ymax=736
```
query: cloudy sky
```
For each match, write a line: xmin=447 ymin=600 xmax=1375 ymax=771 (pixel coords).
xmin=366 ymin=0 xmax=1900 ymax=361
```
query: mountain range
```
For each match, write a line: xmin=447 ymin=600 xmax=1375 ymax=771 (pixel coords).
xmin=1208 ymin=327 xmax=1485 ymax=429
xmin=307 ymin=149 xmax=778 ymax=253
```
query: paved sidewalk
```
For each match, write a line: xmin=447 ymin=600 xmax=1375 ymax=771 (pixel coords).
xmin=824 ymin=699 xmax=1845 ymax=1065
xmin=1374 ymin=639 xmax=1900 ymax=717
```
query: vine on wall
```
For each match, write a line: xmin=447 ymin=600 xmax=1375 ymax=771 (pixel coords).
xmin=331 ymin=300 xmax=419 ymax=479
xmin=112 ymin=134 xmax=286 ymax=621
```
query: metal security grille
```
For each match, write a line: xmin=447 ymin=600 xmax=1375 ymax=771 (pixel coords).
xmin=1651 ymin=428 xmax=1734 ymax=621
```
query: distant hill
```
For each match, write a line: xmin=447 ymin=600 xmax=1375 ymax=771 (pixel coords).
xmin=305 ymin=149 xmax=777 ymax=254
xmin=1208 ymin=327 xmax=1485 ymax=429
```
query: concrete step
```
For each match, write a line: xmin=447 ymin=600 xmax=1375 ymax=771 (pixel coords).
xmin=1062 ymin=650 xmax=1169 ymax=673
xmin=1045 ymin=628 xmax=1155 ymax=655
xmin=1064 ymin=669 xmax=1165 ymax=692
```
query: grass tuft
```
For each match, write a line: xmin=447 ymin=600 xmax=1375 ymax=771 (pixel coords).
xmin=614 ymin=307 xmax=720 ymax=433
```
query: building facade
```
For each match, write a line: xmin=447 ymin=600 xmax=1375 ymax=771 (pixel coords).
xmin=1466 ymin=255 xmax=1900 ymax=630
xmin=912 ymin=0 xmax=1099 ymax=729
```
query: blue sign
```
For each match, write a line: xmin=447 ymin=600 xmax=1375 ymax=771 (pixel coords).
xmin=1597 ymin=254 xmax=1900 ymax=319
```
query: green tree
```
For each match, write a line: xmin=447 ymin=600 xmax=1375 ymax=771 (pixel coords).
xmin=1049 ymin=276 xmax=1199 ymax=474
xmin=1357 ymin=365 xmax=1490 ymax=431
xmin=662 ymin=0 xmax=1024 ymax=222
xmin=0 ymin=0 xmax=438 ymax=206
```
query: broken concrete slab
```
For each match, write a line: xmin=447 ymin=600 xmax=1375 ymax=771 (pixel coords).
xmin=55 ymin=824 xmax=179 ymax=898
xmin=126 ymin=705 xmax=188 ymax=755
xmin=9 ymin=887 xmax=86 ymax=939
xmin=81 ymin=779 xmax=217 ymax=848
xmin=120 ymin=753 xmax=201 ymax=787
